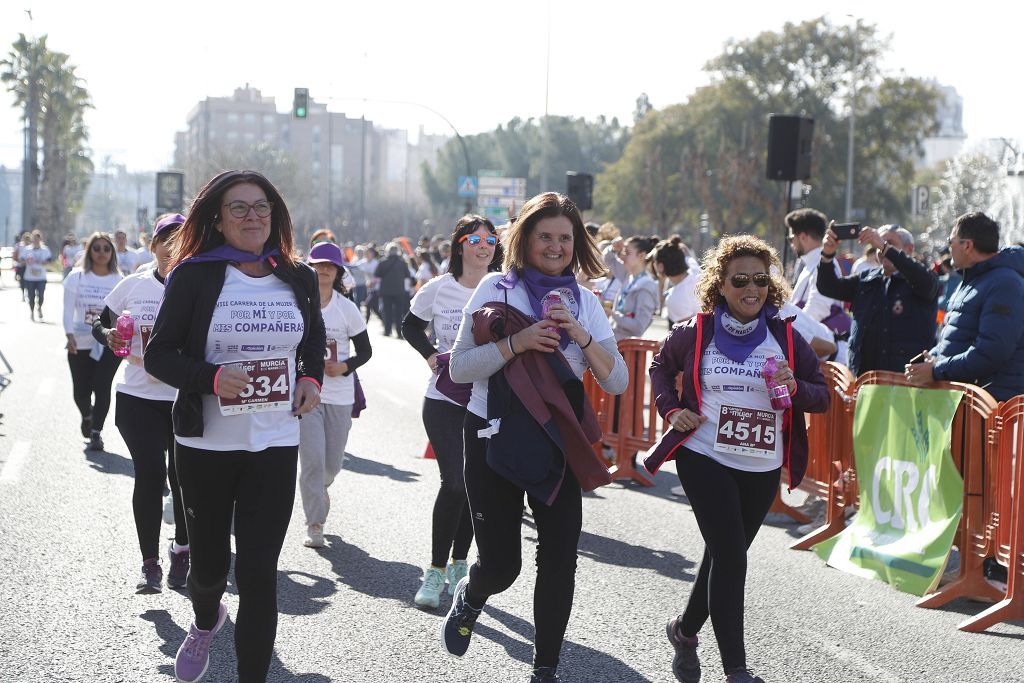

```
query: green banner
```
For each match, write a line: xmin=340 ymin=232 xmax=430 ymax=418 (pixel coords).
xmin=813 ymin=385 xmax=964 ymax=596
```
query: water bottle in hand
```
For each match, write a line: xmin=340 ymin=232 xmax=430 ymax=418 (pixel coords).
xmin=762 ymin=356 xmax=792 ymax=410
xmin=114 ymin=310 xmax=134 ymax=358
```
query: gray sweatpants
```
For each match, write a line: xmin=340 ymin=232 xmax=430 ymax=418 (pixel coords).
xmin=298 ymin=403 xmax=353 ymax=526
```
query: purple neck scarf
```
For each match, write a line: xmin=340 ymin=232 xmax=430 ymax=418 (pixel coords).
xmin=499 ymin=267 xmax=581 ymax=349
xmin=167 ymin=244 xmax=281 ymax=283
xmin=713 ymin=304 xmax=776 ymax=364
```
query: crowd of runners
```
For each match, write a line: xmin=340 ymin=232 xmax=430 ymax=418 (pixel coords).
xmin=10 ymin=165 xmax=1022 ymax=683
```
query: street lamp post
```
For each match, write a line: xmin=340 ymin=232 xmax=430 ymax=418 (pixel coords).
xmin=844 ymin=18 xmax=859 ymax=221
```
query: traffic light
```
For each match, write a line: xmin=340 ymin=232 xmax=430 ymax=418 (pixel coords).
xmin=293 ymin=88 xmax=309 ymax=119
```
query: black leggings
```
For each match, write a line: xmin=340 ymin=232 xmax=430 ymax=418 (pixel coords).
xmin=380 ymin=294 xmax=408 ymax=336
xmin=174 ymin=443 xmax=297 ymax=683
xmin=67 ymin=347 xmax=121 ymax=431
xmin=115 ymin=393 xmax=187 ymax=560
xmin=422 ymin=398 xmax=474 ymax=568
xmin=675 ymin=449 xmax=780 ymax=673
xmin=463 ymin=412 xmax=582 ymax=670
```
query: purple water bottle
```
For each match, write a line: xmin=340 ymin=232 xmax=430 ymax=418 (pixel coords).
xmin=114 ymin=310 xmax=134 ymax=358
xmin=762 ymin=356 xmax=792 ymax=410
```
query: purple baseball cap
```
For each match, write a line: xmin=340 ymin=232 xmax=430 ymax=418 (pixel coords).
xmin=308 ymin=241 xmax=346 ymax=268
xmin=153 ymin=213 xmax=186 ymax=238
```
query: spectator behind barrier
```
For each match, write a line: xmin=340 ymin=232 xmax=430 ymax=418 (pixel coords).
xmin=906 ymin=212 xmax=1024 ymax=401
xmin=817 ymin=224 xmax=939 ymax=375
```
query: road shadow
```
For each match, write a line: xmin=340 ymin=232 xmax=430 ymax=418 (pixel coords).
xmin=522 ymin=517 xmax=697 ymax=582
xmin=937 ymin=598 xmax=1024 ymax=638
xmin=479 ymin=605 xmax=650 ymax=682
xmin=342 ymin=452 xmax=420 ymax=483
xmin=84 ymin=446 xmax=135 ymax=477
xmin=319 ymin=534 xmax=424 ymax=605
xmin=140 ymin=608 xmax=332 ymax=682
xmin=278 ymin=569 xmax=337 ymax=616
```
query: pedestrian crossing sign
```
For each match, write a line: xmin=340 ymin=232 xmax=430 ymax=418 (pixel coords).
xmin=457 ymin=176 xmax=478 ymax=198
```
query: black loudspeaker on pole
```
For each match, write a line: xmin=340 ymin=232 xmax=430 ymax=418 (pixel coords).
xmin=566 ymin=172 xmax=593 ymax=211
xmin=766 ymin=114 xmax=814 ymax=181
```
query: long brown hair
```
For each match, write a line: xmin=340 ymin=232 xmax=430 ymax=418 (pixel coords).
xmin=696 ymin=234 xmax=790 ymax=312
xmin=82 ymin=232 xmax=117 ymax=274
xmin=171 ymin=170 xmax=296 ymax=268
xmin=501 ymin=192 xmax=605 ymax=278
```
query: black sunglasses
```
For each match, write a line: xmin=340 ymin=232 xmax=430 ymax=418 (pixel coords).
xmin=91 ymin=244 xmax=113 ymax=253
xmin=728 ymin=273 xmax=771 ymax=288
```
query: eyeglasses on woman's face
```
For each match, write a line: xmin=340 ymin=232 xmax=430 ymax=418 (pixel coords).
xmin=459 ymin=234 xmax=497 ymax=246
xmin=222 ymin=200 xmax=273 ymax=219
xmin=728 ymin=273 xmax=771 ymax=289
xmin=91 ymin=243 xmax=113 ymax=253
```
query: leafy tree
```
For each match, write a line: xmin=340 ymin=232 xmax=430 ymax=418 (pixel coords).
xmin=595 ymin=17 xmax=940 ymax=245
xmin=422 ymin=115 xmax=629 ymax=226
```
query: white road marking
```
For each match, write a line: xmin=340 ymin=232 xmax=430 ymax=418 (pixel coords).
xmin=0 ymin=441 xmax=31 ymax=483
xmin=798 ymin=629 xmax=903 ymax=683
xmin=36 ymin=377 xmax=54 ymax=396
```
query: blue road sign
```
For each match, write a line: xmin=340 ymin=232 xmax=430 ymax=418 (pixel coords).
xmin=457 ymin=176 xmax=478 ymax=197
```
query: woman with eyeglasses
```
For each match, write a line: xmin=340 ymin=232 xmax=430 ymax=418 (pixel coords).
xmin=610 ymin=235 xmax=661 ymax=340
xmin=62 ymin=232 xmax=123 ymax=451
xmin=401 ymin=215 xmax=502 ymax=610
xmin=443 ymin=193 xmax=628 ymax=683
xmin=91 ymin=214 xmax=190 ymax=593
xmin=643 ymin=235 xmax=828 ymax=683
xmin=144 ymin=170 xmax=324 ymax=683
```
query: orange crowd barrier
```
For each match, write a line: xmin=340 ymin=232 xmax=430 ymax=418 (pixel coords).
xmin=959 ymin=395 xmax=1024 ymax=632
xmin=584 ymin=338 xmax=663 ymax=486
xmin=784 ymin=362 xmax=858 ymax=550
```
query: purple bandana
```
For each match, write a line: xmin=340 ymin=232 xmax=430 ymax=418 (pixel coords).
xmin=713 ymin=304 xmax=776 ymax=364
xmin=167 ymin=244 xmax=281 ymax=283
xmin=498 ymin=267 xmax=581 ymax=349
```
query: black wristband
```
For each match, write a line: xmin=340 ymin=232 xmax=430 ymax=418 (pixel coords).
xmin=580 ymin=333 xmax=593 ymax=350
xmin=507 ymin=335 xmax=517 ymax=356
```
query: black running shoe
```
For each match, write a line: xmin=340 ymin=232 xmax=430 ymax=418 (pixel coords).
xmin=136 ymin=558 xmax=163 ymax=593
xmin=440 ymin=576 xmax=481 ymax=658
xmin=167 ymin=542 xmax=190 ymax=589
xmin=666 ymin=617 xmax=700 ymax=683
xmin=88 ymin=432 xmax=104 ymax=451
xmin=725 ymin=668 xmax=765 ymax=683
xmin=530 ymin=666 xmax=561 ymax=682
xmin=80 ymin=416 xmax=92 ymax=438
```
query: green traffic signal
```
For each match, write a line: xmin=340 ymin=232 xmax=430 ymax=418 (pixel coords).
xmin=293 ymin=87 xmax=309 ymax=119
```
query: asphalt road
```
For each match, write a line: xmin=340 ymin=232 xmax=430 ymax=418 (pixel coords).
xmin=0 ymin=277 xmax=1021 ymax=682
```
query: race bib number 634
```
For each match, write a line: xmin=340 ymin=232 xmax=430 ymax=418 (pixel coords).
xmin=218 ymin=358 xmax=292 ymax=415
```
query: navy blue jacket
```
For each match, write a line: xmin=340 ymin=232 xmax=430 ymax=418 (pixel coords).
xmin=931 ymin=246 xmax=1024 ymax=401
xmin=817 ymin=248 xmax=939 ymax=375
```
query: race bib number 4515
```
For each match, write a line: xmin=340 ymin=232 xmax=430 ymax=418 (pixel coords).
xmin=218 ymin=358 xmax=292 ymax=415
xmin=714 ymin=405 xmax=777 ymax=459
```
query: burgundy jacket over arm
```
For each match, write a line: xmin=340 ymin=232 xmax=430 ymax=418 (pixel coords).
xmin=472 ymin=302 xmax=611 ymax=493
xmin=643 ymin=312 xmax=829 ymax=490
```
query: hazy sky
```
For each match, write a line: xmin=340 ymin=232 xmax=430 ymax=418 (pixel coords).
xmin=1 ymin=0 xmax=1022 ymax=172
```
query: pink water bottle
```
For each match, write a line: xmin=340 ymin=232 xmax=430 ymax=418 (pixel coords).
xmin=762 ymin=356 xmax=792 ymax=410
xmin=114 ymin=310 xmax=134 ymax=357
xmin=541 ymin=290 xmax=565 ymax=319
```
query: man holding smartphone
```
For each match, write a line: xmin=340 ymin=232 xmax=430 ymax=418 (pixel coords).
xmin=818 ymin=223 xmax=939 ymax=375
xmin=905 ymin=212 xmax=1024 ymax=400
xmin=786 ymin=209 xmax=847 ymax=359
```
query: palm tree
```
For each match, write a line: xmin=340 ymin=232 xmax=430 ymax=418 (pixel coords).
xmin=1 ymin=34 xmax=92 ymax=242
xmin=37 ymin=52 xmax=93 ymax=238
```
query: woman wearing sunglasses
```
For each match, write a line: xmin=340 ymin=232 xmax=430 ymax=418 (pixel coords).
xmin=443 ymin=193 xmax=628 ymax=682
xmin=144 ymin=170 xmax=324 ymax=683
xmin=644 ymin=235 xmax=828 ymax=683
xmin=401 ymin=215 xmax=502 ymax=610
xmin=62 ymin=232 xmax=123 ymax=451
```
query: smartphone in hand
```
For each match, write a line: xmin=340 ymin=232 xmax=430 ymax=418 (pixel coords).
xmin=833 ymin=222 xmax=862 ymax=240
